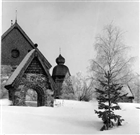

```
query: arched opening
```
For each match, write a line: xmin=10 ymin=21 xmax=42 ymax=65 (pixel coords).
xmin=24 ymin=84 xmax=45 ymax=107
xmin=25 ymin=89 xmax=38 ymax=107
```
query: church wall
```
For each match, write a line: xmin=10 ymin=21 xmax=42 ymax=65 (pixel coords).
xmin=2 ymin=28 xmax=34 ymax=66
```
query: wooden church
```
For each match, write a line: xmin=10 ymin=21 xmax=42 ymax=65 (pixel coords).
xmin=1 ymin=20 xmax=56 ymax=107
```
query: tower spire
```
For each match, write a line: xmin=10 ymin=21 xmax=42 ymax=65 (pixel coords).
xmin=59 ymin=47 xmax=61 ymax=55
xmin=15 ymin=10 xmax=17 ymax=23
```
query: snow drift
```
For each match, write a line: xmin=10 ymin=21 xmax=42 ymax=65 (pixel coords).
xmin=0 ymin=99 xmax=139 ymax=134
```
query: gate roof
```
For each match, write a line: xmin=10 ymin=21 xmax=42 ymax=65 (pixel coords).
xmin=5 ymin=49 xmax=56 ymax=91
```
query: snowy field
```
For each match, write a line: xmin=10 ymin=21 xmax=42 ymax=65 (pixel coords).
xmin=0 ymin=99 xmax=139 ymax=134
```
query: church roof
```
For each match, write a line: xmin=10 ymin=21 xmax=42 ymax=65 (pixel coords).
xmin=2 ymin=21 xmax=34 ymax=47
xmin=5 ymin=49 xmax=56 ymax=91
xmin=2 ymin=21 xmax=52 ymax=69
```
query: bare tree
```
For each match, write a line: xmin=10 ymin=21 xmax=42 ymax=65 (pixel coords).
xmin=72 ymin=72 xmax=94 ymax=101
xmin=60 ymin=72 xmax=94 ymax=101
xmin=90 ymin=24 xmax=134 ymax=86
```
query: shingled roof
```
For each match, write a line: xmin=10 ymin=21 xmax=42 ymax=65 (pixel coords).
xmin=2 ymin=21 xmax=34 ymax=46
xmin=5 ymin=49 xmax=56 ymax=91
xmin=2 ymin=21 xmax=52 ymax=69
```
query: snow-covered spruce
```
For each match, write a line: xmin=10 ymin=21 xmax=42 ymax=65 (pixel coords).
xmin=95 ymin=71 xmax=127 ymax=131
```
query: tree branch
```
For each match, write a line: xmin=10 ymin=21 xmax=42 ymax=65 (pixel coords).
xmin=111 ymin=57 xmax=134 ymax=78
xmin=90 ymin=59 xmax=106 ymax=73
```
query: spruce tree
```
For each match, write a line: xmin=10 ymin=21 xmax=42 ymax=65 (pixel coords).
xmin=95 ymin=71 xmax=128 ymax=131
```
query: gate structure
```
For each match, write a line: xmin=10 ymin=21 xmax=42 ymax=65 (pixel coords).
xmin=5 ymin=49 xmax=56 ymax=107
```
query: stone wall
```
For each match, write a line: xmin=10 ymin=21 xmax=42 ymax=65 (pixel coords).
xmin=13 ymin=73 xmax=54 ymax=107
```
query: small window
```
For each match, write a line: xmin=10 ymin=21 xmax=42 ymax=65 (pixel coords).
xmin=11 ymin=49 xmax=20 ymax=58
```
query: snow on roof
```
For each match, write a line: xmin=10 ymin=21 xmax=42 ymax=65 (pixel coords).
xmin=5 ymin=49 xmax=35 ymax=86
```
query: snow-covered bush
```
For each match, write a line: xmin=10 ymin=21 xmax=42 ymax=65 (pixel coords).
xmin=60 ymin=93 xmax=76 ymax=100
xmin=0 ymin=99 xmax=13 ymax=106
xmin=0 ymin=77 xmax=9 ymax=99
xmin=60 ymin=76 xmax=75 ymax=100
xmin=0 ymin=86 xmax=8 ymax=99
xmin=0 ymin=65 xmax=13 ymax=99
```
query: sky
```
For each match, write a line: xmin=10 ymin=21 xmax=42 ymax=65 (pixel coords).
xmin=1 ymin=0 xmax=139 ymax=76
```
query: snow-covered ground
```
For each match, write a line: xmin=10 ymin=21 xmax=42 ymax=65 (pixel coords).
xmin=0 ymin=99 xmax=139 ymax=134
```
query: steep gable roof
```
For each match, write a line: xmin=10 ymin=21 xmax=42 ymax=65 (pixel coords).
xmin=2 ymin=22 xmax=35 ymax=47
xmin=2 ymin=21 xmax=52 ymax=69
xmin=5 ymin=49 xmax=56 ymax=91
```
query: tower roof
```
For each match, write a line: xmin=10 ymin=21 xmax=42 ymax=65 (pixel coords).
xmin=52 ymin=54 xmax=70 ymax=77
xmin=56 ymin=54 xmax=65 ymax=65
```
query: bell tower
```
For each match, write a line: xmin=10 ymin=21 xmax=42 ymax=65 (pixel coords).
xmin=52 ymin=53 xmax=70 ymax=98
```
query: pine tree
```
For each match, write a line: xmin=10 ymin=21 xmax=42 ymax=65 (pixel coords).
xmin=95 ymin=71 xmax=128 ymax=131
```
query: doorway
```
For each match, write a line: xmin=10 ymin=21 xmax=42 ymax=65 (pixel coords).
xmin=24 ymin=84 xmax=45 ymax=107
xmin=25 ymin=89 xmax=37 ymax=107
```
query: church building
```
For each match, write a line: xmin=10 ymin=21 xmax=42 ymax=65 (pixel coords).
xmin=1 ymin=18 xmax=72 ymax=105
xmin=1 ymin=20 xmax=56 ymax=106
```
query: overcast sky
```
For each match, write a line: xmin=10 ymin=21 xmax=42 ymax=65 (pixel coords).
xmin=2 ymin=1 xmax=139 ymax=76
